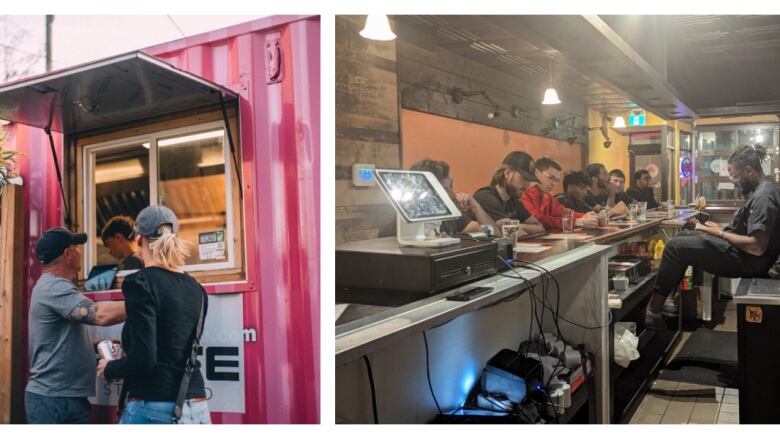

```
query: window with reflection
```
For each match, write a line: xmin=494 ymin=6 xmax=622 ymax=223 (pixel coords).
xmin=84 ymin=121 xmax=236 ymax=276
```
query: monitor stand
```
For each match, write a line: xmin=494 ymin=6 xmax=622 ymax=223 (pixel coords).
xmin=396 ymin=215 xmax=460 ymax=248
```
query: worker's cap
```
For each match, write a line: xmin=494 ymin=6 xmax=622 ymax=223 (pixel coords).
xmin=134 ymin=205 xmax=179 ymax=238
xmin=502 ymin=151 xmax=539 ymax=182
xmin=35 ymin=227 xmax=87 ymax=265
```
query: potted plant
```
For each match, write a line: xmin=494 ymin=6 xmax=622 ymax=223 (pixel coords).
xmin=0 ymin=128 xmax=25 ymax=198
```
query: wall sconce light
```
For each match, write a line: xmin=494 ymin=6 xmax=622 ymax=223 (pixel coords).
xmin=360 ymin=15 xmax=396 ymax=41
xmin=613 ymin=115 xmax=626 ymax=128
xmin=541 ymin=55 xmax=561 ymax=105
xmin=452 ymin=88 xmax=532 ymax=121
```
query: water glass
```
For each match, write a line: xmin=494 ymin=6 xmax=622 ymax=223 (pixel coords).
xmin=598 ymin=209 xmax=608 ymax=227
xmin=561 ymin=209 xmax=574 ymax=233
xmin=501 ymin=219 xmax=521 ymax=243
xmin=638 ymin=201 xmax=647 ymax=220
xmin=629 ymin=203 xmax=639 ymax=221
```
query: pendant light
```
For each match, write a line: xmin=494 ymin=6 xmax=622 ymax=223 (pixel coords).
xmin=360 ymin=15 xmax=396 ymax=41
xmin=613 ymin=116 xmax=626 ymax=128
xmin=541 ymin=55 xmax=561 ymax=105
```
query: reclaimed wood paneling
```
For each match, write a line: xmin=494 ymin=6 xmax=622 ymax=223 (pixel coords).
xmin=336 ymin=16 xmax=401 ymax=244
xmin=0 ymin=184 xmax=26 ymax=423
xmin=396 ymin=18 xmax=589 ymax=143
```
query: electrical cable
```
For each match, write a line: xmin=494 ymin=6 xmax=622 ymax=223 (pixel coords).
xmin=422 ymin=331 xmax=443 ymax=416
xmin=362 ymin=355 xmax=378 ymax=424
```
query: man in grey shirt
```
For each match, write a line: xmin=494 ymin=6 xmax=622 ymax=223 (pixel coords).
xmin=26 ymin=227 xmax=126 ymax=424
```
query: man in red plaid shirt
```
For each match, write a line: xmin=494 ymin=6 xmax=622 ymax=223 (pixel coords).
xmin=520 ymin=157 xmax=599 ymax=231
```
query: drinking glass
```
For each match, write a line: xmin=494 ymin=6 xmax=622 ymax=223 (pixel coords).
xmin=561 ymin=209 xmax=574 ymax=233
xmin=629 ymin=203 xmax=639 ymax=221
xmin=501 ymin=219 xmax=521 ymax=243
xmin=638 ymin=201 xmax=647 ymax=220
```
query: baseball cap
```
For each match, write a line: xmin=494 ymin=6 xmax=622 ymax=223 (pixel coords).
xmin=502 ymin=151 xmax=539 ymax=182
xmin=134 ymin=205 xmax=179 ymax=238
xmin=35 ymin=227 xmax=88 ymax=265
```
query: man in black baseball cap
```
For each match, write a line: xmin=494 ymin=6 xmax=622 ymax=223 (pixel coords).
xmin=472 ymin=151 xmax=545 ymax=237
xmin=35 ymin=227 xmax=88 ymax=266
xmin=26 ymin=227 xmax=126 ymax=424
xmin=502 ymin=151 xmax=539 ymax=183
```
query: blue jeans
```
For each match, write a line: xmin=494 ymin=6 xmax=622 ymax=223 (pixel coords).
xmin=119 ymin=399 xmax=211 ymax=424
xmin=25 ymin=392 xmax=91 ymax=424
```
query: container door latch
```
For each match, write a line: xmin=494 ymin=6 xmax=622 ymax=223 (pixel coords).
xmin=266 ymin=40 xmax=283 ymax=84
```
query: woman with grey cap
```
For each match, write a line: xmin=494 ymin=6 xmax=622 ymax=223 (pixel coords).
xmin=96 ymin=205 xmax=210 ymax=424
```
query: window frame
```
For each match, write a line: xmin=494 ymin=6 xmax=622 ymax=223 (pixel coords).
xmin=82 ymin=120 xmax=236 ymax=276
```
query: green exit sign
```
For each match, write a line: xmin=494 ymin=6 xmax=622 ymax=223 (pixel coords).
xmin=629 ymin=110 xmax=646 ymax=126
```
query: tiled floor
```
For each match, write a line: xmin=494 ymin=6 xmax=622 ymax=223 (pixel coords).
xmin=629 ymin=296 xmax=738 ymax=424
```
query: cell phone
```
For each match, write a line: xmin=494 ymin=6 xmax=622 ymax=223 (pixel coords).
xmin=447 ymin=286 xmax=493 ymax=301
xmin=696 ymin=212 xmax=711 ymax=223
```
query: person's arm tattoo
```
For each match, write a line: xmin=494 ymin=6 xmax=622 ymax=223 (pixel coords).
xmin=67 ymin=299 xmax=98 ymax=324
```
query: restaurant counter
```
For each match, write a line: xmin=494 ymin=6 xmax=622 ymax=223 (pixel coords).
xmin=335 ymin=208 xmax=698 ymax=424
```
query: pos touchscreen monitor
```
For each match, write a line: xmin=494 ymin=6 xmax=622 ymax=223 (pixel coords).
xmin=374 ymin=169 xmax=462 ymax=247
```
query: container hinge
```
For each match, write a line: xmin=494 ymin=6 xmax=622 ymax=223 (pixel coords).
xmin=218 ymin=91 xmax=243 ymax=199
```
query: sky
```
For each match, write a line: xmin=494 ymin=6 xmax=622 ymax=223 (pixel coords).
xmin=0 ymin=15 xmax=264 ymax=80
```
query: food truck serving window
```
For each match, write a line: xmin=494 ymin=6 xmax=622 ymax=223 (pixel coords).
xmin=0 ymin=51 xmax=245 ymax=285
xmin=84 ymin=121 xmax=237 ymax=276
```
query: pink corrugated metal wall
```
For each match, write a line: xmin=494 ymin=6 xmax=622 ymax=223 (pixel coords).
xmin=6 ymin=15 xmax=320 ymax=424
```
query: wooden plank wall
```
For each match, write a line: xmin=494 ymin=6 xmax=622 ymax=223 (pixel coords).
xmin=335 ymin=16 xmax=401 ymax=244
xmin=0 ymin=184 xmax=26 ymax=423
xmin=395 ymin=17 xmax=589 ymax=148
xmin=335 ymin=15 xmax=591 ymax=244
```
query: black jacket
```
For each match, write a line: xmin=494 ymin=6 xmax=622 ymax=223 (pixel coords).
xmin=104 ymin=267 xmax=208 ymax=401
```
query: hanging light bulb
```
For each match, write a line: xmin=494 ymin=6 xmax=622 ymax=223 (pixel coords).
xmin=613 ymin=116 xmax=626 ymax=128
xmin=359 ymin=15 xmax=396 ymax=41
xmin=541 ymin=55 xmax=561 ymax=105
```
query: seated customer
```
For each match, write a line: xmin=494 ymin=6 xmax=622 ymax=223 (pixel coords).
xmin=556 ymin=171 xmax=597 ymax=213
xmin=646 ymin=145 xmax=780 ymax=328
xmin=608 ymin=169 xmax=637 ymax=206
xmin=101 ymin=216 xmax=144 ymax=271
xmin=520 ymin=157 xmax=599 ymax=231
xmin=409 ymin=159 xmax=496 ymax=235
xmin=626 ymin=169 xmax=660 ymax=209
xmin=473 ymin=151 xmax=545 ymax=236
xmin=584 ymin=163 xmax=629 ymax=216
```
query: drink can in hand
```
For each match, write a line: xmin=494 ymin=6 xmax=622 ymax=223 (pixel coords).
xmin=97 ymin=340 xmax=122 ymax=360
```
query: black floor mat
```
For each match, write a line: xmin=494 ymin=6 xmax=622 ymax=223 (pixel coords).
xmin=658 ymin=328 xmax=738 ymax=388
xmin=658 ymin=363 xmax=738 ymax=388
xmin=670 ymin=328 xmax=737 ymax=367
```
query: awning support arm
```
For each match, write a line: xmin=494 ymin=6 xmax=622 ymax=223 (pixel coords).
xmin=43 ymin=125 xmax=73 ymax=228
xmin=218 ymin=91 xmax=243 ymax=199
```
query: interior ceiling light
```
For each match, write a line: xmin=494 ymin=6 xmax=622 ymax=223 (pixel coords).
xmin=541 ymin=55 xmax=561 ymax=105
xmin=360 ymin=15 xmax=396 ymax=41
xmin=613 ymin=116 xmax=626 ymax=128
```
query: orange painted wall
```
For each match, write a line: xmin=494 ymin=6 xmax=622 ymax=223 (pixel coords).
xmin=400 ymin=109 xmax=584 ymax=196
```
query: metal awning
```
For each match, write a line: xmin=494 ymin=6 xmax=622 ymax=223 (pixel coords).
xmin=0 ymin=51 xmax=238 ymax=134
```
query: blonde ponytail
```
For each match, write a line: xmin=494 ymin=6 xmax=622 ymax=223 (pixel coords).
xmin=147 ymin=225 xmax=190 ymax=269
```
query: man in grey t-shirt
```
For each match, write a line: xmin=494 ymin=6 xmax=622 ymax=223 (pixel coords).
xmin=26 ymin=228 xmax=126 ymax=424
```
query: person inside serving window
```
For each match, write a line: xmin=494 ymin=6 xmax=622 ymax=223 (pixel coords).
xmin=101 ymin=216 xmax=144 ymax=271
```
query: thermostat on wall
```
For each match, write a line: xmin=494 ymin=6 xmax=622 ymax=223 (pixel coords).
xmin=352 ymin=163 xmax=376 ymax=187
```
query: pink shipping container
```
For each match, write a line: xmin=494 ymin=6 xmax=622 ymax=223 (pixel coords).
xmin=0 ymin=15 xmax=320 ymax=424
